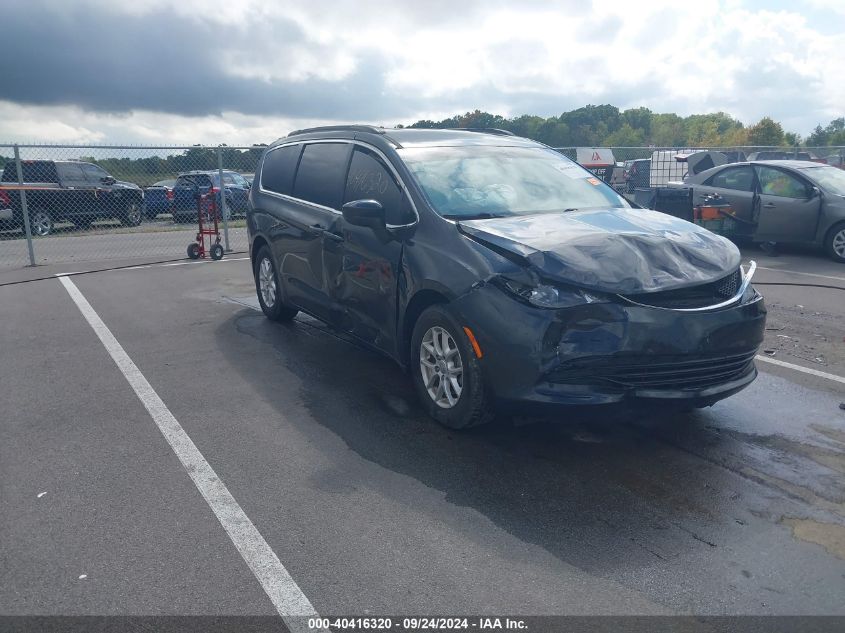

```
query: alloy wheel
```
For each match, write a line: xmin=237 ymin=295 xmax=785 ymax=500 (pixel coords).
xmin=126 ymin=202 xmax=142 ymax=225
xmin=419 ymin=326 xmax=464 ymax=409
xmin=259 ymin=257 xmax=276 ymax=308
xmin=30 ymin=211 xmax=51 ymax=236
xmin=833 ymin=228 xmax=845 ymax=258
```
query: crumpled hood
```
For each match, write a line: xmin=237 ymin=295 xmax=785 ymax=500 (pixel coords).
xmin=458 ymin=207 xmax=741 ymax=294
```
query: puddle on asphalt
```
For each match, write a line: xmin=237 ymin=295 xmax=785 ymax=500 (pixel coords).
xmin=782 ymin=517 xmax=845 ymax=560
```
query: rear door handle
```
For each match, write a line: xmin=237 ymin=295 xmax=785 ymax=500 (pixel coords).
xmin=311 ymin=224 xmax=344 ymax=242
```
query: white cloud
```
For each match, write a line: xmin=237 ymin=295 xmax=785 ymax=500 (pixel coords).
xmin=1 ymin=0 xmax=843 ymax=143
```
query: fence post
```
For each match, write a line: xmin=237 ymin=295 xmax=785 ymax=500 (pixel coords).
xmin=217 ymin=146 xmax=231 ymax=252
xmin=13 ymin=145 xmax=36 ymax=267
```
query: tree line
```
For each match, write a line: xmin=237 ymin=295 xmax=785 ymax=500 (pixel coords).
xmin=406 ymin=105 xmax=845 ymax=150
xmin=1 ymin=106 xmax=843 ymax=186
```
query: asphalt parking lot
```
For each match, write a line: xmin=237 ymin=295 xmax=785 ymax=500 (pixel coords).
xmin=1 ymin=246 xmax=844 ymax=624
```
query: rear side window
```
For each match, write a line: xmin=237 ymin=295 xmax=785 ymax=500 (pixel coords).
xmin=344 ymin=147 xmax=413 ymax=225
xmin=292 ymin=143 xmax=351 ymax=209
xmin=706 ymin=166 xmax=755 ymax=192
xmin=261 ymin=144 xmax=302 ymax=196
xmin=2 ymin=161 xmax=58 ymax=183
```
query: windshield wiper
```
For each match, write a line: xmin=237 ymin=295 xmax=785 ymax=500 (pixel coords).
xmin=441 ymin=212 xmax=508 ymax=221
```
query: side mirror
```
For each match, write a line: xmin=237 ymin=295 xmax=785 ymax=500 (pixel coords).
xmin=810 ymin=185 xmax=821 ymax=198
xmin=342 ymin=199 xmax=385 ymax=229
xmin=100 ymin=176 xmax=116 ymax=185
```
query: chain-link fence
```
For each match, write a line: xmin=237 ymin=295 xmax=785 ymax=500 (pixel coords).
xmin=0 ymin=144 xmax=266 ymax=271
xmin=554 ymin=145 xmax=845 ymax=197
xmin=2 ymin=143 xmax=845 ymax=271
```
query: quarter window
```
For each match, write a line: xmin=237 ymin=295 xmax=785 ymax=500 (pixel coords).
xmin=755 ymin=166 xmax=808 ymax=198
xmin=706 ymin=166 xmax=755 ymax=192
xmin=344 ymin=148 xmax=413 ymax=224
xmin=261 ymin=144 xmax=302 ymax=196
xmin=292 ymin=143 xmax=351 ymax=209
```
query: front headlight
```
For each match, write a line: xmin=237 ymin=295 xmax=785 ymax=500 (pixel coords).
xmin=501 ymin=278 xmax=609 ymax=309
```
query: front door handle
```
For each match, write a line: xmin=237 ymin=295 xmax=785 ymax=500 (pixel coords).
xmin=311 ymin=224 xmax=344 ymax=242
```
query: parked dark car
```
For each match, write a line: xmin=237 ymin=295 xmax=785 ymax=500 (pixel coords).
xmin=143 ymin=178 xmax=176 ymax=219
xmin=683 ymin=160 xmax=845 ymax=262
xmin=170 ymin=170 xmax=250 ymax=222
xmin=0 ymin=160 xmax=143 ymax=235
xmin=247 ymin=126 xmax=766 ymax=429
xmin=623 ymin=158 xmax=650 ymax=192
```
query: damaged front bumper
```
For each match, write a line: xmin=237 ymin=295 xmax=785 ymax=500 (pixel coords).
xmin=452 ymin=280 xmax=767 ymax=410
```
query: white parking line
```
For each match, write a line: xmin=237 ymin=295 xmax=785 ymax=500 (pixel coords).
xmin=756 ymin=355 xmax=845 ymax=385
xmin=756 ymin=266 xmax=845 ymax=283
xmin=57 ymin=275 xmax=319 ymax=631
xmin=123 ymin=256 xmax=250 ymax=271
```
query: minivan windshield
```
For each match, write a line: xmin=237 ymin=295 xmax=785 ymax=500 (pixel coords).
xmin=399 ymin=146 xmax=630 ymax=219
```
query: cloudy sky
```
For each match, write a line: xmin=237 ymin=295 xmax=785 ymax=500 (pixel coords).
xmin=0 ymin=0 xmax=843 ymax=145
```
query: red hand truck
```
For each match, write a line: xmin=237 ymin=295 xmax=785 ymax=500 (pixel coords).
xmin=186 ymin=189 xmax=224 ymax=260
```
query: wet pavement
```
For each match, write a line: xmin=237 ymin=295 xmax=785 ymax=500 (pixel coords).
xmin=1 ymin=253 xmax=843 ymax=617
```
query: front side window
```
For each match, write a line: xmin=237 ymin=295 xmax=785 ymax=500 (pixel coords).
xmin=81 ymin=163 xmax=111 ymax=183
xmin=398 ymin=146 xmax=629 ymax=219
xmin=706 ymin=166 xmax=755 ymax=192
xmin=344 ymin=147 xmax=413 ymax=225
xmin=755 ymin=166 xmax=808 ymax=198
xmin=56 ymin=163 xmax=87 ymax=183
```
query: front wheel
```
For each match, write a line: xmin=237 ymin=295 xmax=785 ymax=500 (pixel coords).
xmin=824 ymin=222 xmax=845 ymax=263
xmin=210 ymin=243 xmax=224 ymax=260
xmin=254 ymin=246 xmax=298 ymax=322
xmin=120 ymin=200 xmax=143 ymax=227
xmin=411 ymin=304 xmax=493 ymax=429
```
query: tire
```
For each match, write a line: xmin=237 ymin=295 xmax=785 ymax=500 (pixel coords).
xmin=254 ymin=246 xmax=298 ymax=322
xmin=824 ymin=222 xmax=845 ymax=263
xmin=410 ymin=304 xmax=493 ymax=430
xmin=28 ymin=209 xmax=53 ymax=236
xmin=120 ymin=200 xmax=143 ymax=227
xmin=210 ymin=243 xmax=224 ymax=260
xmin=187 ymin=243 xmax=200 ymax=259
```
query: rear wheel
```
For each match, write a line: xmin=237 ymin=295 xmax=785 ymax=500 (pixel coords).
xmin=411 ymin=304 xmax=493 ymax=429
xmin=254 ymin=246 xmax=298 ymax=321
xmin=28 ymin=209 xmax=53 ymax=236
xmin=120 ymin=200 xmax=143 ymax=226
xmin=210 ymin=243 xmax=224 ymax=260
xmin=824 ymin=222 xmax=845 ymax=263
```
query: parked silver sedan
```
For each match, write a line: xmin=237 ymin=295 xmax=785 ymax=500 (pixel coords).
xmin=683 ymin=160 xmax=845 ymax=262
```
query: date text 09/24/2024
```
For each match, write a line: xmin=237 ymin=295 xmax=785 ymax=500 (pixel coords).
xmin=307 ymin=618 xmax=528 ymax=630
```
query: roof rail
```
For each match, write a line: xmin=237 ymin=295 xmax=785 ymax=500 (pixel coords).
xmin=287 ymin=125 xmax=386 ymax=137
xmin=461 ymin=128 xmax=515 ymax=136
